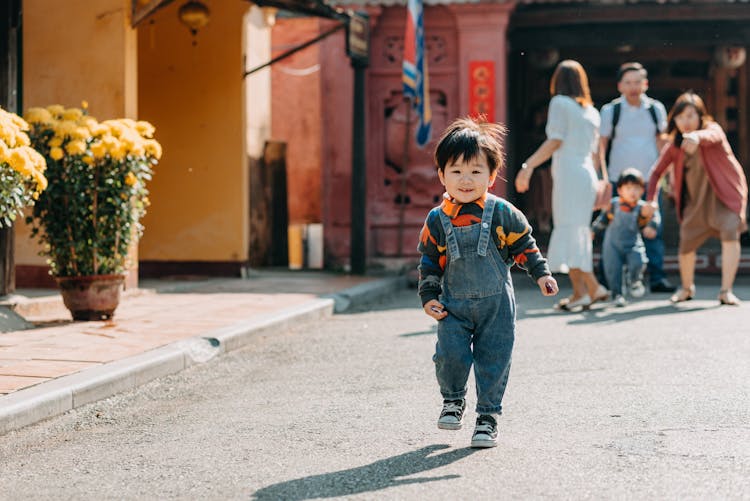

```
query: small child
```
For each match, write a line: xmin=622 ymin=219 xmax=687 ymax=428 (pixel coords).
xmin=417 ymin=117 xmax=558 ymax=448
xmin=591 ymin=168 xmax=659 ymax=306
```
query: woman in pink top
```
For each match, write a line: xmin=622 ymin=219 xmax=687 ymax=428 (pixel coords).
xmin=647 ymin=92 xmax=748 ymax=305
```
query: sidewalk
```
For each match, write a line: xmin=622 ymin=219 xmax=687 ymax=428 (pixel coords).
xmin=0 ymin=270 xmax=406 ymax=435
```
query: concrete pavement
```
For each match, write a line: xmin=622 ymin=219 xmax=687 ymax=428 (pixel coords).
xmin=0 ymin=270 xmax=406 ymax=435
xmin=0 ymin=272 xmax=747 ymax=498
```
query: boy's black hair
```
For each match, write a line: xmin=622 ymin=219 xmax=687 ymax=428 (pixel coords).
xmin=617 ymin=167 xmax=645 ymax=189
xmin=617 ymin=62 xmax=647 ymax=82
xmin=434 ymin=117 xmax=506 ymax=173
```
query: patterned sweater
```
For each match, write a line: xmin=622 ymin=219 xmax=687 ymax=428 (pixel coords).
xmin=591 ymin=197 xmax=659 ymax=235
xmin=417 ymin=193 xmax=550 ymax=305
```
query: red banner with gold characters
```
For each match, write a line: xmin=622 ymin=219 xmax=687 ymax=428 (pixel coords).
xmin=468 ymin=61 xmax=495 ymax=123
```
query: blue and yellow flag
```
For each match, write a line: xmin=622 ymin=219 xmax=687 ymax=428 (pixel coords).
xmin=402 ymin=0 xmax=431 ymax=148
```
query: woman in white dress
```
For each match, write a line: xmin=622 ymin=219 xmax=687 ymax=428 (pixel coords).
xmin=515 ymin=60 xmax=608 ymax=310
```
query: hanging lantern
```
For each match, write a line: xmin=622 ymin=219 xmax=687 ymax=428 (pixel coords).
xmin=528 ymin=48 xmax=560 ymax=70
xmin=178 ymin=0 xmax=210 ymax=43
xmin=714 ymin=46 xmax=746 ymax=70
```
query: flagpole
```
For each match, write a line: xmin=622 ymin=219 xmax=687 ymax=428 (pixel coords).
xmin=397 ymin=99 xmax=412 ymax=257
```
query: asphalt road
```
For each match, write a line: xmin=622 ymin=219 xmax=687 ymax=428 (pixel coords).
xmin=1 ymin=276 xmax=749 ymax=500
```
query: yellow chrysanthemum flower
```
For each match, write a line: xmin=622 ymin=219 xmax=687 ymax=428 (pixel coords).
xmin=120 ymin=131 xmax=138 ymax=150
xmin=118 ymin=118 xmax=137 ymax=129
xmin=72 ymin=126 xmax=91 ymax=141
xmin=80 ymin=116 xmax=98 ymax=129
xmin=54 ymin=120 xmax=78 ymax=138
xmin=64 ymin=140 xmax=87 ymax=156
xmin=46 ymin=104 xmax=65 ymax=117
xmin=7 ymin=148 xmax=33 ymax=177
xmin=48 ymin=136 xmax=63 ymax=148
xmin=110 ymin=145 xmax=127 ymax=161
xmin=125 ymin=172 xmax=138 ymax=186
xmin=104 ymin=136 xmax=126 ymax=160
xmin=90 ymin=140 xmax=107 ymax=159
xmin=62 ymin=108 xmax=83 ymax=122
xmin=24 ymin=107 xmax=54 ymax=125
xmin=82 ymin=155 xmax=94 ymax=166
xmin=144 ymin=139 xmax=162 ymax=160
xmin=49 ymin=147 xmax=64 ymax=161
xmin=135 ymin=120 xmax=155 ymax=138
xmin=89 ymin=123 xmax=108 ymax=137
xmin=14 ymin=131 xmax=30 ymax=147
xmin=0 ymin=121 xmax=16 ymax=146
xmin=110 ymin=124 xmax=125 ymax=138
xmin=9 ymin=113 xmax=29 ymax=131
xmin=81 ymin=100 xmax=89 ymax=110
xmin=25 ymin=147 xmax=47 ymax=172
xmin=32 ymin=168 xmax=48 ymax=190
xmin=0 ymin=140 xmax=8 ymax=161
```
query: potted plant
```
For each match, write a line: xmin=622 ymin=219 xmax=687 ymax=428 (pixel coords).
xmin=24 ymin=103 xmax=161 ymax=320
xmin=0 ymin=107 xmax=47 ymax=225
xmin=0 ymin=107 xmax=48 ymax=296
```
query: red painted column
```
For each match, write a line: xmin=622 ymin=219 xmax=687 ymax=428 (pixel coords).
xmin=449 ymin=3 xmax=515 ymax=197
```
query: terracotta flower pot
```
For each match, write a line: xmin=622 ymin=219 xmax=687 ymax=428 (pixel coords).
xmin=55 ymin=274 xmax=126 ymax=321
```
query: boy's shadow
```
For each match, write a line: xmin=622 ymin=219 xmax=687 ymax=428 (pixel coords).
xmin=250 ymin=444 xmax=478 ymax=500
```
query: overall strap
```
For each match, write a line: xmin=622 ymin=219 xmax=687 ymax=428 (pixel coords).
xmin=437 ymin=208 xmax=461 ymax=261
xmin=477 ymin=196 xmax=496 ymax=257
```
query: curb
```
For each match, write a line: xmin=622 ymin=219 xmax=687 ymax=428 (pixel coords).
xmin=0 ymin=275 xmax=406 ymax=436
xmin=323 ymin=275 xmax=408 ymax=313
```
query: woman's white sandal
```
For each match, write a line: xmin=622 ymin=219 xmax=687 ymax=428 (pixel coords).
xmin=670 ymin=285 xmax=695 ymax=303
xmin=719 ymin=290 xmax=741 ymax=306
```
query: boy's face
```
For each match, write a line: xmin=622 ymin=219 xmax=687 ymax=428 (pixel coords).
xmin=438 ymin=152 xmax=496 ymax=205
xmin=617 ymin=182 xmax=644 ymax=204
xmin=617 ymin=70 xmax=648 ymax=101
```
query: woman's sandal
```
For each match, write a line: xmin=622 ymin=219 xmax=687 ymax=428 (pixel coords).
xmin=566 ymin=295 xmax=592 ymax=311
xmin=718 ymin=290 xmax=741 ymax=306
xmin=555 ymin=296 xmax=573 ymax=310
xmin=555 ymin=295 xmax=590 ymax=311
xmin=589 ymin=285 xmax=610 ymax=305
xmin=670 ymin=285 xmax=695 ymax=303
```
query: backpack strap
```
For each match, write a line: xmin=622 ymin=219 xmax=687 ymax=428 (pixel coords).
xmin=645 ymin=97 xmax=659 ymax=129
xmin=610 ymin=100 xmax=622 ymax=143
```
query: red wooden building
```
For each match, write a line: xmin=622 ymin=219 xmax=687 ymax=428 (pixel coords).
xmin=271 ymin=1 xmax=750 ymax=271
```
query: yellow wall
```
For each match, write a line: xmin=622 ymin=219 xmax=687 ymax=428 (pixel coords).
xmin=18 ymin=0 xmax=138 ymax=267
xmin=137 ymin=1 xmax=250 ymax=262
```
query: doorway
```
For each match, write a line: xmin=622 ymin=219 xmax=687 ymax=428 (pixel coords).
xmin=506 ymin=4 xmax=750 ymax=253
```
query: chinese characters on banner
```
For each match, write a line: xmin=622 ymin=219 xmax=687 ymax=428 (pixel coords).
xmin=468 ymin=61 xmax=495 ymax=123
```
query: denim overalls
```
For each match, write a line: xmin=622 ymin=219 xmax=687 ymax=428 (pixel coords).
xmin=434 ymin=195 xmax=515 ymax=415
xmin=602 ymin=199 xmax=648 ymax=296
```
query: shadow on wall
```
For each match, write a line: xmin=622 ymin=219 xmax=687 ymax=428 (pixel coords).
xmin=250 ymin=444 xmax=478 ymax=500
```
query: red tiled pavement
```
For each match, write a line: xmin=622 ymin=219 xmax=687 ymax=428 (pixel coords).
xmin=0 ymin=272 xmax=378 ymax=395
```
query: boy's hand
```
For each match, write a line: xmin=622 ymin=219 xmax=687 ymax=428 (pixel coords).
xmin=590 ymin=230 xmax=596 ymax=241
xmin=642 ymin=226 xmax=657 ymax=239
xmin=537 ymin=276 xmax=559 ymax=296
xmin=423 ymin=299 xmax=448 ymax=320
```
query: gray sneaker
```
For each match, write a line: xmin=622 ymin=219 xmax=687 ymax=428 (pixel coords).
xmin=630 ymin=280 xmax=646 ymax=298
xmin=471 ymin=414 xmax=498 ymax=448
xmin=437 ymin=399 xmax=466 ymax=430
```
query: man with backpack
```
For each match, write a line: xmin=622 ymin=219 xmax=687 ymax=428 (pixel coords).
xmin=598 ymin=62 xmax=676 ymax=294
